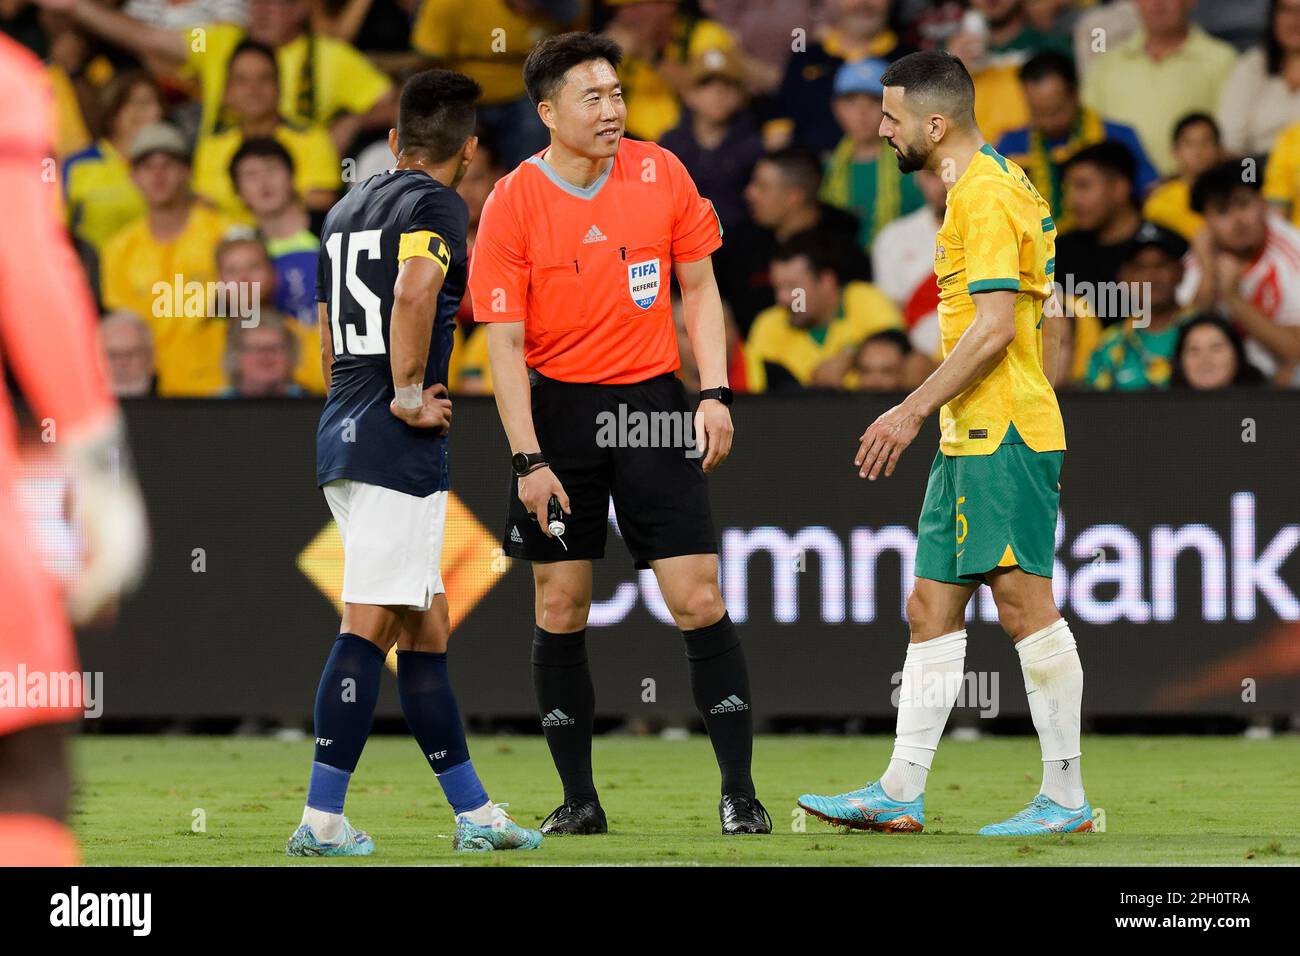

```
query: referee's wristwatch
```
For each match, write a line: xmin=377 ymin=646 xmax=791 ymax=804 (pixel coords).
xmin=698 ymin=386 xmax=733 ymax=406
xmin=512 ymin=451 xmax=549 ymax=477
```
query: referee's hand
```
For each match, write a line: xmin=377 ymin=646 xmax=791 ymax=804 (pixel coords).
xmin=694 ymin=400 xmax=734 ymax=473
xmin=519 ymin=466 xmax=570 ymax=537
xmin=390 ymin=382 xmax=453 ymax=434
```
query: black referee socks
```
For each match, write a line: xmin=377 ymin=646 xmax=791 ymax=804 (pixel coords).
xmin=531 ymin=627 xmax=598 ymax=803
xmin=682 ymin=613 xmax=756 ymax=799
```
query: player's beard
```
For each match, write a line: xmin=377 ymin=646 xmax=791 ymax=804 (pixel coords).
xmin=891 ymin=136 xmax=929 ymax=175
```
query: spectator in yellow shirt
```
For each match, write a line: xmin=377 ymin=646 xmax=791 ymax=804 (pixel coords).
xmin=1260 ymin=115 xmax=1300 ymax=229
xmin=63 ymin=69 xmax=164 ymax=255
xmin=1144 ymin=112 xmax=1221 ymax=241
xmin=41 ymin=0 xmax=395 ymax=150
xmin=101 ymin=123 xmax=235 ymax=397
xmin=192 ymin=39 xmax=341 ymax=219
xmin=745 ymin=233 xmax=903 ymax=392
xmin=412 ymin=0 xmax=579 ymax=169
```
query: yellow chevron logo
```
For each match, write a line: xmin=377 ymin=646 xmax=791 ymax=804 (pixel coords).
xmin=296 ymin=492 xmax=509 ymax=671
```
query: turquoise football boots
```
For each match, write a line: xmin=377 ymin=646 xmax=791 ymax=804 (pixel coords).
xmin=453 ymin=803 xmax=544 ymax=852
xmin=979 ymin=794 xmax=1094 ymax=835
xmin=797 ymin=781 xmax=925 ymax=833
xmin=285 ymin=818 xmax=375 ymax=857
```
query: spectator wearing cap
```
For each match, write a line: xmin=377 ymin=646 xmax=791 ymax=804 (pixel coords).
xmin=1170 ymin=313 xmax=1267 ymax=390
xmin=1080 ymin=0 xmax=1236 ymax=177
xmin=229 ymin=137 xmax=322 ymax=336
xmin=660 ymin=45 xmax=764 ymax=237
xmin=99 ymin=311 xmax=157 ymax=398
xmin=1142 ymin=112 xmax=1222 ymax=242
xmin=63 ymin=70 xmax=164 ymax=256
xmin=100 ymin=122 xmax=235 ymax=397
xmin=215 ymin=231 xmax=325 ymax=394
xmin=719 ymin=146 xmax=872 ymax=333
xmin=1218 ymin=0 xmax=1300 ymax=158
xmin=744 ymin=232 xmax=902 ymax=393
xmin=1084 ymin=222 xmax=1191 ymax=391
xmin=996 ymin=51 xmax=1158 ymax=227
xmin=220 ymin=310 xmax=306 ymax=397
xmin=44 ymin=0 xmax=395 ymax=150
xmin=821 ymin=57 xmax=926 ymax=252
xmin=769 ymin=0 xmax=911 ymax=153
xmin=1055 ymin=141 xmax=1145 ymax=323
xmin=192 ymin=40 xmax=340 ymax=219
xmin=1184 ymin=161 xmax=1300 ymax=385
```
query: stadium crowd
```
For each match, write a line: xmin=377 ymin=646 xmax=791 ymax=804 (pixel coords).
xmin=8 ymin=0 xmax=1300 ymax=397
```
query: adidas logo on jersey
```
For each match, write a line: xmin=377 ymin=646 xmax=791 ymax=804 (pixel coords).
xmin=542 ymin=709 xmax=575 ymax=727
xmin=582 ymin=224 xmax=607 ymax=244
xmin=710 ymin=695 xmax=749 ymax=714
xmin=510 ymin=525 xmax=523 ymax=544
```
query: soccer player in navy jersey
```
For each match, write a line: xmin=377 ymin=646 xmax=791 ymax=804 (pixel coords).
xmin=286 ymin=70 xmax=542 ymax=856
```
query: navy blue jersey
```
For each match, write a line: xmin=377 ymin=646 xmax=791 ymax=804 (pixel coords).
xmin=315 ymin=169 xmax=468 ymax=497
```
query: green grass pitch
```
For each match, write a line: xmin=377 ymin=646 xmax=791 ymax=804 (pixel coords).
xmin=73 ymin=735 xmax=1300 ymax=866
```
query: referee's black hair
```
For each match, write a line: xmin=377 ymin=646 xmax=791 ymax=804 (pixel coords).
xmin=397 ymin=69 xmax=482 ymax=163
xmin=523 ymin=31 xmax=624 ymax=106
xmin=1190 ymin=159 xmax=1261 ymax=215
xmin=879 ymin=51 xmax=976 ymax=128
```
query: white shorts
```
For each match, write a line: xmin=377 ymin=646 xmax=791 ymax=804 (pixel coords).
xmin=322 ymin=479 xmax=446 ymax=610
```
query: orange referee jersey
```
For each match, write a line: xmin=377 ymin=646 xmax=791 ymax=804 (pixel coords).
xmin=469 ymin=138 xmax=722 ymax=384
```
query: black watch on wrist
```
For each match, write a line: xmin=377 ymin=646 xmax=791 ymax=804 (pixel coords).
xmin=698 ymin=386 xmax=733 ymax=406
xmin=512 ymin=451 xmax=547 ymax=477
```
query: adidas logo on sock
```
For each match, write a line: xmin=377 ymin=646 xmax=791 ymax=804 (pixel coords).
xmin=541 ymin=709 xmax=575 ymax=727
xmin=582 ymin=224 xmax=606 ymax=244
xmin=709 ymin=695 xmax=749 ymax=715
xmin=510 ymin=525 xmax=523 ymax=544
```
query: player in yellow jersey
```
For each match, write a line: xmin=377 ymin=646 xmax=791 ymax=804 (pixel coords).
xmin=797 ymin=52 xmax=1092 ymax=837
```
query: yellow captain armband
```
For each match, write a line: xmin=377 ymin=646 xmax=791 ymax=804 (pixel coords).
xmin=397 ymin=230 xmax=452 ymax=274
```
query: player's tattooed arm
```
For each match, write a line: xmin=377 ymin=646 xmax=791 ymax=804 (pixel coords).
xmin=857 ymin=290 xmax=1017 ymax=481
xmin=677 ymin=256 xmax=733 ymax=473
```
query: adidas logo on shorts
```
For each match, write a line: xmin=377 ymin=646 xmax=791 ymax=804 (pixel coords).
xmin=542 ymin=709 xmax=575 ymax=727
xmin=582 ymin=224 xmax=607 ymax=244
xmin=510 ymin=525 xmax=523 ymax=544
xmin=709 ymin=695 xmax=749 ymax=715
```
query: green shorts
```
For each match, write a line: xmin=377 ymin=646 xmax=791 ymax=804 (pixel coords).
xmin=913 ymin=442 xmax=1063 ymax=584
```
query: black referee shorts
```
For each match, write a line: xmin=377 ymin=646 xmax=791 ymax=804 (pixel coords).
xmin=503 ymin=370 xmax=718 ymax=569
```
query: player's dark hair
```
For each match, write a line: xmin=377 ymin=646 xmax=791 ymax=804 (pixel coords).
xmin=879 ymin=51 xmax=976 ymax=128
xmin=1190 ymin=159 xmax=1261 ymax=214
xmin=229 ymin=136 xmax=295 ymax=184
xmin=522 ymin=31 xmax=623 ymax=106
xmin=1018 ymin=50 xmax=1078 ymax=91
xmin=227 ymin=38 xmax=278 ymax=78
xmin=773 ymin=232 xmax=846 ymax=284
xmin=759 ymin=146 xmax=823 ymax=202
xmin=397 ymin=69 xmax=482 ymax=163
xmin=1172 ymin=111 xmax=1220 ymax=146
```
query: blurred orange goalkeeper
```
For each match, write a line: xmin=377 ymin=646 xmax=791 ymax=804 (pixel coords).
xmin=0 ymin=34 xmax=148 ymax=866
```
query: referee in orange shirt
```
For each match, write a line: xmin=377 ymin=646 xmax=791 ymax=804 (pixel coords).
xmin=470 ymin=32 xmax=769 ymax=835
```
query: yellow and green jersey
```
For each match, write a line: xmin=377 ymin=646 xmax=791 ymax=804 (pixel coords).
xmin=933 ymin=143 xmax=1065 ymax=457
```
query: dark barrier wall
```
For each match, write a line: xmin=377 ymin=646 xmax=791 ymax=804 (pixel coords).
xmin=74 ymin=393 xmax=1300 ymax=722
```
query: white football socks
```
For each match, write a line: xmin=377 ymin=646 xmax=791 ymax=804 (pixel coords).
xmin=1016 ymin=618 xmax=1086 ymax=809
xmin=301 ymin=806 xmax=344 ymax=843
xmin=458 ymin=801 xmax=497 ymax=826
xmin=880 ymin=629 xmax=967 ymax=802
